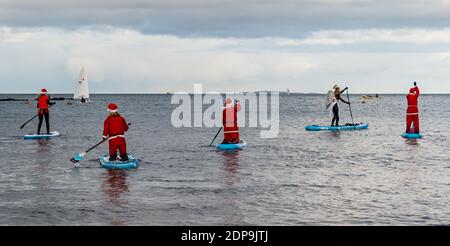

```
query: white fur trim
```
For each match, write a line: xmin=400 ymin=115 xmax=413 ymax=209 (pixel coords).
xmin=223 ymin=103 xmax=236 ymax=109
xmin=107 ymin=109 xmax=118 ymax=113
xmin=224 ymin=131 xmax=239 ymax=133
xmin=108 ymin=135 xmax=125 ymax=140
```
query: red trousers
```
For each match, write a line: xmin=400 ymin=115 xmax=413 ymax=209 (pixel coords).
xmin=109 ymin=137 xmax=127 ymax=157
xmin=406 ymin=114 xmax=420 ymax=133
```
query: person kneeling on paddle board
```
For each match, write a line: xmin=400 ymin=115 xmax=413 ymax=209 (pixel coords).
xmin=328 ymin=85 xmax=349 ymax=127
xmin=103 ymin=103 xmax=129 ymax=161
xmin=222 ymin=98 xmax=242 ymax=144
xmin=36 ymin=88 xmax=55 ymax=135
xmin=406 ymin=82 xmax=420 ymax=134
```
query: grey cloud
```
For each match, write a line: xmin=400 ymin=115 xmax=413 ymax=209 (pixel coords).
xmin=1 ymin=0 xmax=450 ymax=37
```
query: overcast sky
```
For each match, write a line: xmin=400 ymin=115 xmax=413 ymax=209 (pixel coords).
xmin=1 ymin=0 xmax=450 ymax=93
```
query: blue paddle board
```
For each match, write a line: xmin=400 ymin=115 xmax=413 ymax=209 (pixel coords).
xmin=24 ymin=131 xmax=60 ymax=140
xmin=99 ymin=154 xmax=140 ymax=169
xmin=401 ymin=133 xmax=423 ymax=139
xmin=305 ymin=123 xmax=369 ymax=131
xmin=217 ymin=140 xmax=247 ymax=150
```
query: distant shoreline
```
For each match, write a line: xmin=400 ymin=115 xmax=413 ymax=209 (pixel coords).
xmin=1 ymin=93 xmax=449 ymax=96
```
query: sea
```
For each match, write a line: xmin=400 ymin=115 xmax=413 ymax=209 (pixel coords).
xmin=0 ymin=94 xmax=449 ymax=225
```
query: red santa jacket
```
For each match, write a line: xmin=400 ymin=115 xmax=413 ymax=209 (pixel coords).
xmin=223 ymin=102 xmax=241 ymax=130
xmin=103 ymin=115 xmax=129 ymax=138
xmin=37 ymin=95 xmax=50 ymax=109
xmin=406 ymin=86 xmax=420 ymax=114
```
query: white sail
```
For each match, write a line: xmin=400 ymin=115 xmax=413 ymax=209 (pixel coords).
xmin=73 ymin=67 xmax=89 ymax=100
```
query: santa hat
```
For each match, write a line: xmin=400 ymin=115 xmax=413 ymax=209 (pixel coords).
xmin=107 ymin=103 xmax=118 ymax=113
xmin=41 ymin=88 xmax=47 ymax=94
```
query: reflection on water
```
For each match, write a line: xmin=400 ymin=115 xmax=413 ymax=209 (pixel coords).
xmin=220 ymin=151 xmax=245 ymax=225
xmin=328 ymin=131 xmax=341 ymax=138
xmin=108 ymin=220 xmax=128 ymax=226
xmin=221 ymin=151 xmax=241 ymax=187
xmin=404 ymin=139 xmax=420 ymax=146
xmin=33 ymin=139 xmax=53 ymax=212
xmin=101 ymin=170 xmax=129 ymax=206
xmin=36 ymin=139 xmax=50 ymax=150
xmin=35 ymin=139 xmax=50 ymax=170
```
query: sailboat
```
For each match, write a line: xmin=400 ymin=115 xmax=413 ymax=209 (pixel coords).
xmin=73 ymin=66 xmax=91 ymax=103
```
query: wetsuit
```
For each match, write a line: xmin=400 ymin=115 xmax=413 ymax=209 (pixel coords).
xmin=331 ymin=88 xmax=349 ymax=126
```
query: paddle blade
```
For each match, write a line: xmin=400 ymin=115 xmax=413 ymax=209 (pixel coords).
xmin=20 ymin=120 xmax=30 ymax=129
xmin=70 ymin=152 xmax=85 ymax=163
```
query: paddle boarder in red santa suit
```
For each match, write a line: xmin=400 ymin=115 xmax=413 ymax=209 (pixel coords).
xmin=406 ymin=82 xmax=420 ymax=134
xmin=103 ymin=103 xmax=129 ymax=161
xmin=222 ymin=98 xmax=242 ymax=144
xmin=36 ymin=88 xmax=54 ymax=135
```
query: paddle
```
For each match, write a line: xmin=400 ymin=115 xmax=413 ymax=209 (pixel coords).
xmin=70 ymin=138 xmax=108 ymax=164
xmin=70 ymin=123 xmax=131 ymax=164
xmin=20 ymin=103 xmax=55 ymax=129
xmin=209 ymin=127 xmax=223 ymax=147
xmin=346 ymin=89 xmax=355 ymax=125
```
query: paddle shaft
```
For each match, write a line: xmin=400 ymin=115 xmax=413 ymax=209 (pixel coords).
xmin=209 ymin=127 xmax=223 ymax=146
xmin=85 ymin=138 xmax=108 ymax=154
xmin=346 ymin=90 xmax=355 ymax=125
xmin=20 ymin=104 xmax=54 ymax=129
xmin=71 ymin=139 xmax=107 ymax=163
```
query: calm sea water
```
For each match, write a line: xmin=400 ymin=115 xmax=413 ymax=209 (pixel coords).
xmin=0 ymin=94 xmax=449 ymax=225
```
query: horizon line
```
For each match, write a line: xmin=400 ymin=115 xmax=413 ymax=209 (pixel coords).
xmin=1 ymin=92 xmax=450 ymax=95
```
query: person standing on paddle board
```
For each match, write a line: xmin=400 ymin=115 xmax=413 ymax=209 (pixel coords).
xmin=326 ymin=85 xmax=349 ymax=126
xmin=222 ymin=98 xmax=242 ymax=144
xmin=36 ymin=88 xmax=54 ymax=135
xmin=406 ymin=82 xmax=420 ymax=134
xmin=103 ymin=103 xmax=129 ymax=161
